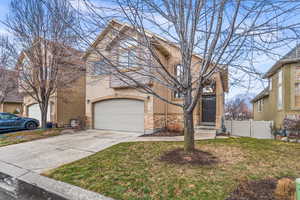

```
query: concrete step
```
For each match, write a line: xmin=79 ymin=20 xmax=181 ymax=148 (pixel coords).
xmin=199 ymin=122 xmax=215 ymax=126
xmin=195 ymin=125 xmax=216 ymax=130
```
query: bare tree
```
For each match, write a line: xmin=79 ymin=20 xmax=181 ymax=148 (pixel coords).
xmin=0 ymin=36 xmax=19 ymax=105
xmin=73 ymin=0 xmax=300 ymax=152
xmin=4 ymin=0 xmax=83 ymax=128
xmin=225 ymin=97 xmax=252 ymax=120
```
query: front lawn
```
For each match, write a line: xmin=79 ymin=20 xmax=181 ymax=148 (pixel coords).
xmin=45 ymin=138 xmax=300 ymax=200
xmin=0 ymin=128 xmax=64 ymax=147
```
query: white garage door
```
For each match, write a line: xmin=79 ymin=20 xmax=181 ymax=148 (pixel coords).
xmin=28 ymin=103 xmax=50 ymax=124
xmin=94 ymin=99 xmax=144 ymax=133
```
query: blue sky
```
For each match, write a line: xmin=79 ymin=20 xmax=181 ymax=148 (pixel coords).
xmin=0 ymin=0 xmax=281 ymax=100
xmin=0 ymin=0 xmax=10 ymax=34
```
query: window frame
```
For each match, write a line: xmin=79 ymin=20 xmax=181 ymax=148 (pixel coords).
xmin=91 ymin=60 xmax=110 ymax=76
xmin=257 ymin=99 xmax=263 ymax=112
xmin=173 ymin=64 xmax=184 ymax=99
xmin=292 ymin=66 xmax=300 ymax=109
xmin=277 ymin=69 xmax=283 ymax=110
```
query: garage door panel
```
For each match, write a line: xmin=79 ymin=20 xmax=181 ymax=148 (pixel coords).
xmin=94 ymin=99 xmax=144 ymax=133
xmin=28 ymin=104 xmax=51 ymax=124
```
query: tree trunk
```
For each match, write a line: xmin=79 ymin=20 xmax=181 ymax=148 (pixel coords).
xmin=183 ymin=110 xmax=195 ymax=152
xmin=40 ymin=103 xmax=48 ymax=129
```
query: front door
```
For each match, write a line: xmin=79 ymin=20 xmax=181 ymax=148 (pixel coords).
xmin=202 ymin=95 xmax=216 ymax=122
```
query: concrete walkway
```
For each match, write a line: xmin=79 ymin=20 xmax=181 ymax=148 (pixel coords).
xmin=0 ymin=130 xmax=141 ymax=173
xmin=135 ymin=132 xmax=216 ymax=142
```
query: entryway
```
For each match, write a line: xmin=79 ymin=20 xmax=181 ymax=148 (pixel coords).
xmin=201 ymin=95 xmax=216 ymax=123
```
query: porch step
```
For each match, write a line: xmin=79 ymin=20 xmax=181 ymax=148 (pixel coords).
xmin=199 ymin=122 xmax=215 ymax=126
xmin=195 ymin=125 xmax=216 ymax=130
xmin=194 ymin=124 xmax=217 ymax=139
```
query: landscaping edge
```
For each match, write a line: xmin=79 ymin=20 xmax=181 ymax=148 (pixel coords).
xmin=0 ymin=160 xmax=113 ymax=200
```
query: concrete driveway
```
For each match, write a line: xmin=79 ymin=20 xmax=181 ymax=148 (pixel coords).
xmin=0 ymin=130 xmax=141 ymax=173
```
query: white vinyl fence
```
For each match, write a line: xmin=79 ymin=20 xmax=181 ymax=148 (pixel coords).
xmin=225 ymin=120 xmax=274 ymax=139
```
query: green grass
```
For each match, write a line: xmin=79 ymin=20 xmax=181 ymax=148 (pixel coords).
xmin=45 ymin=138 xmax=300 ymax=200
xmin=0 ymin=128 xmax=63 ymax=147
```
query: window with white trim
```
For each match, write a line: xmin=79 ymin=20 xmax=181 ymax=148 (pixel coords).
xmin=174 ymin=64 xmax=184 ymax=98
xmin=119 ymin=49 xmax=137 ymax=69
xmin=269 ymin=78 xmax=272 ymax=91
xmin=294 ymin=66 xmax=300 ymax=107
xmin=277 ymin=70 xmax=283 ymax=109
xmin=257 ymin=99 xmax=264 ymax=112
xmin=90 ymin=60 xmax=109 ymax=75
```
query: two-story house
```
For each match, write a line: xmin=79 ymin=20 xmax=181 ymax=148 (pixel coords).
xmin=84 ymin=20 xmax=228 ymax=134
xmin=17 ymin=41 xmax=86 ymax=127
xmin=252 ymin=45 xmax=300 ymax=128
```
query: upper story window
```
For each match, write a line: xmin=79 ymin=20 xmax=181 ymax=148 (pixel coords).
xmin=257 ymin=99 xmax=264 ymax=112
xmin=277 ymin=69 xmax=283 ymax=109
xmin=269 ymin=78 xmax=272 ymax=91
xmin=174 ymin=64 xmax=184 ymax=98
xmin=91 ymin=60 xmax=109 ymax=75
xmin=119 ymin=49 xmax=137 ymax=69
xmin=175 ymin=64 xmax=184 ymax=81
xmin=293 ymin=66 xmax=300 ymax=107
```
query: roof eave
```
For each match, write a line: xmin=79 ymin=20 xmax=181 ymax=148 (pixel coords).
xmin=263 ymin=58 xmax=300 ymax=78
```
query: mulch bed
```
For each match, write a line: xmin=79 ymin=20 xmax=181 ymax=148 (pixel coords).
xmin=226 ymin=178 xmax=295 ymax=200
xmin=159 ymin=148 xmax=218 ymax=165
xmin=141 ymin=130 xmax=183 ymax=137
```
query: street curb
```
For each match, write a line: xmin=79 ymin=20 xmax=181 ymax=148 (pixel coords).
xmin=0 ymin=160 xmax=113 ymax=200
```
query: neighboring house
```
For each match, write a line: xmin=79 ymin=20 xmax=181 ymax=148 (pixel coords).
xmin=17 ymin=42 xmax=86 ymax=127
xmin=84 ymin=20 xmax=228 ymax=134
xmin=252 ymin=45 xmax=300 ymax=128
xmin=0 ymin=70 xmax=23 ymax=114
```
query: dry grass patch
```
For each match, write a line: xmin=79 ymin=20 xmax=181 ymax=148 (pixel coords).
xmin=0 ymin=128 xmax=65 ymax=147
xmin=45 ymin=138 xmax=300 ymax=200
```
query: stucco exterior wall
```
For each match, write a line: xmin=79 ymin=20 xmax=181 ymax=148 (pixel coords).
xmin=0 ymin=103 xmax=23 ymax=114
xmin=253 ymin=62 xmax=300 ymax=129
xmin=85 ymin=21 xmax=227 ymax=133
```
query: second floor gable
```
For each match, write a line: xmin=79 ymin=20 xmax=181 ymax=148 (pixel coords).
xmin=84 ymin=20 xmax=228 ymax=92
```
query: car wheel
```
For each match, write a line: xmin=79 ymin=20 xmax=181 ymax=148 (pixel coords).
xmin=25 ymin=122 xmax=37 ymax=130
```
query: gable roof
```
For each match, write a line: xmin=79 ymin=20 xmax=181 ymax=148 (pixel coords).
xmin=83 ymin=19 xmax=229 ymax=92
xmin=82 ymin=19 xmax=204 ymax=61
xmin=263 ymin=45 xmax=300 ymax=78
xmin=1 ymin=69 xmax=23 ymax=103
xmin=251 ymin=88 xmax=269 ymax=103
xmin=16 ymin=39 xmax=84 ymax=69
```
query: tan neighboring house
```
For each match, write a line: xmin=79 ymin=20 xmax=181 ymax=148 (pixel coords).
xmin=0 ymin=70 xmax=23 ymax=114
xmin=18 ymin=43 xmax=86 ymax=127
xmin=252 ymin=45 xmax=300 ymax=128
xmin=84 ymin=20 xmax=228 ymax=134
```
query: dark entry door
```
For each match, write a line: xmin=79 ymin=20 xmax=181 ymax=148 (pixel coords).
xmin=202 ymin=95 xmax=216 ymax=122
